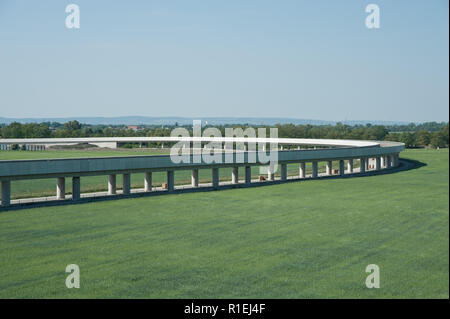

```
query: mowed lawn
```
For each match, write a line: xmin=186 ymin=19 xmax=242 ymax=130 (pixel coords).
xmin=0 ymin=149 xmax=349 ymax=199
xmin=0 ymin=149 xmax=448 ymax=298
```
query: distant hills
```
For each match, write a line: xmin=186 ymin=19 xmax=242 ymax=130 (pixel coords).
xmin=0 ymin=116 xmax=412 ymax=126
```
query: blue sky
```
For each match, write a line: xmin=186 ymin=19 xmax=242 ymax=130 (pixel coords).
xmin=0 ymin=0 xmax=448 ymax=122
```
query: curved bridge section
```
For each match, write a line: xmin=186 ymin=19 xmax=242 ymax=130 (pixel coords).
xmin=0 ymin=138 xmax=405 ymax=209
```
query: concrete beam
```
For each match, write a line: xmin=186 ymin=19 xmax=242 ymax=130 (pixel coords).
xmin=72 ymin=177 xmax=80 ymax=201
xmin=56 ymin=177 xmax=65 ymax=200
xmin=144 ymin=172 xmax=152 ymax=192
xmin=108 ymin=174 xmax=117 ymax=195
xmin=123 ymin=173 xmax=131 ymax=195
xmin=1 ymin=180 xmax=11 ymax=206
xmin=191 ymin=169 xmax=199 ymax=187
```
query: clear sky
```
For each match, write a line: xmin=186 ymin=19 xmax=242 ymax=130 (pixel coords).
xmin=0 ymin=0 xmax=448 ymax=122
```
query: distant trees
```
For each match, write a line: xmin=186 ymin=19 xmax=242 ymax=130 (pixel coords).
xmin=0 ymin=122 xmax=51 ymax=138
xmin=0 ymin=121 xmax=448 ymax=149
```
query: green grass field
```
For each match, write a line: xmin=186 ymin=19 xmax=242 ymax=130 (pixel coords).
xmin=0 ymin=149 xmax=348 ymax=199
xmin=0 ymin=149 xmax=448 ymax=298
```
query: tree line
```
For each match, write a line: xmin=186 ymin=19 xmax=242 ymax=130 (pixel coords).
xmin=0 ymin=120 xmax=448 ymax=149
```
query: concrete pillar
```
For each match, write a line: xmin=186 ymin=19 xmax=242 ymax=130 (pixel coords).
xmin=280 ymin=163 xmax=287 ymax=181
xmin=381 ymin=156 xmax=385 ymax=168
xmin=1 ymin=180 xmax=11 ymax=206
xmin=72 ymin=177 xmax=80 ymax=201
xmin=360 ymin=158 xmax=366 ymax=173
xmin=267 ymin=165 xmax=275 ymax=181
xmin=386 ymin=155 xmax=392 ymax=169
xmin=232 ymin=166 xmax=239 ymax=184
xmin=245 ymin=166 xmax=251 ymax=184
xmin=393 ymin=154 xmax=399 ymax=167
xmin=326 ymin=161 xmax=333 ymax=175
xmin=365 ymin=158 xmax=369 ymax=171
xmin=123 ymin=173 xmax=130 ymax=195
xmin=167 ymin=170 xmax=174 ymax=192
xmin=212 ymin=168 xmax=219 ymax=189
xmin=191 ymin=169 xmax=199 ymax=187
xmin=56 ymin=177 xmax=65 ymax=200
xmin=144 ymin=172 xmax=152 ymax=192
xmin=339 ymin=160 xmax=345 ymax=176
xmin=108 ymin=174 xmax=117 ymax=195
xmin=347 ymin=159 xmax=354 ymax=173
xmin=375 ymin=157 xmax=381 ymax=171
xmin=311 ymin=161 xmax=318 ymax=178
xmin=299 ymin=162 xmax=306 ymax=178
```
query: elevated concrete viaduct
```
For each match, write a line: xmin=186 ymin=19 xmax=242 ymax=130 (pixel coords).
xmin=0 ymin=138 xmax=404 ymax=209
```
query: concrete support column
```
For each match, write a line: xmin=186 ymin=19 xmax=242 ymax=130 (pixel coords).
xmin=245 ymin=166 xmax=251 ymax=185
xmin=386 ymin=155 xmax=392 ymax=169
xmin=311 ymin=161 xmax=318 ymax=178
xmin=56 ymin=177 xmax=65 ymax=200
xmin=347 ymin=159 xmax=354 ymax=173
xmin=365 ymin=158 xmax=369 ymax=171
xmin=267 ymin=164 xmax=275 ymax=181
xmin=212 ymin=168 xmax=219 ymax=189
xmin=167 ymin=170 xmax=174 ymax=191
xmin=339 ymin=160 xmax=345 ymax=176
xmin=108 ymin=174 xmax=117 ymax=195
xmin=381 ymin=156 xmax=385 ymax=168
xmin=326 ymin=161 xmax=333 ymax=175
xmin=232 ymin=166 xmax=239 ymax=184
xmin=375 ymin=157 xmax=381 ymax=171
xmin=122 ymin=173 xmax=131 ymax=195
xmin=144 ymin=172 xmax=152 ymax=192
xmin=72 ymin=177 xmax=80 ymax=201
xmin=360 ymin=158 xmax=366 ymax=173
xmin=299 ymin=162 xmax=306 ymax=178
xmin=191 ymin=169 xmax=199 ymax=187
xmin=1 ymin=180 xmax=11 ymax=206
xmin=280 ymin=163 xmax=287 ymax=181
xmin=393 ymin=154 xmax=399 ymax=167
